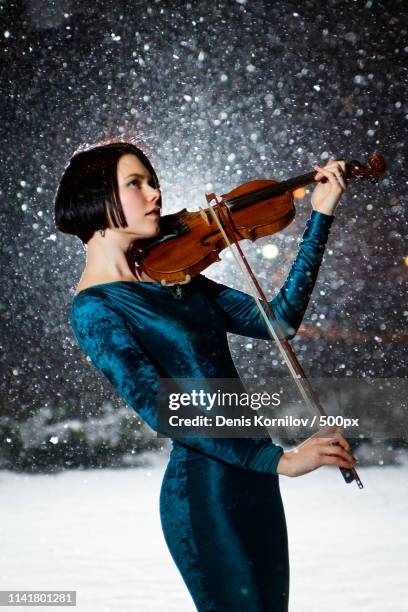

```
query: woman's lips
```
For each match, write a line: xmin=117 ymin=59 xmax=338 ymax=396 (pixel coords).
xmin=146 ymin=209 xmax=160 ymax=217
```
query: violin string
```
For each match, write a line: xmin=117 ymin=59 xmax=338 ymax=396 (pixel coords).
xmin=204 ymin=201 xmax=318 ymax=419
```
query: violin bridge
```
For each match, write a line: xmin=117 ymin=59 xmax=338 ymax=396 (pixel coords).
xmin=199 ymin=206 xmax=211 ymax=226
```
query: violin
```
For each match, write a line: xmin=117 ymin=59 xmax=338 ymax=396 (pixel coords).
xmin=138 ymin=153 xmax=386 ymax=490
xmin=136 ymin=153 xmax=386 ymax=285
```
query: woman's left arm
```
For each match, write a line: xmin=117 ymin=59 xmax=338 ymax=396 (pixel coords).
xmin=204 ymin=159 xmax=347 ymax=340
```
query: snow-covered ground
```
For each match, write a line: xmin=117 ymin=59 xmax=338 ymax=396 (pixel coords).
xmin=1 ymin=453 xmax=407 ymax=611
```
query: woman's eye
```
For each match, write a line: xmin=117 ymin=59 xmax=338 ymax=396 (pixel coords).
xmin=128 ymin=179 xmax=141 ymax=188
xmin=128 ymin=178 xmax=159 ymax=190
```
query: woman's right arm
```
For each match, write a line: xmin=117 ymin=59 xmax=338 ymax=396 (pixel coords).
xmin=70 ymin=294 xmax=285 ymax=475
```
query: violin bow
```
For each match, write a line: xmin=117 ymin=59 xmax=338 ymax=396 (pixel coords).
xmin=203 ymin=192 xmax=364 ymax=489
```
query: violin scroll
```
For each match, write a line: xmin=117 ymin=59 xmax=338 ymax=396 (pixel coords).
xmin=346 ymin=153 xmax=386 ymax=184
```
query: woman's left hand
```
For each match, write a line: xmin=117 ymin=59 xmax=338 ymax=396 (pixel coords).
xmin=311 ymin=158 xmax=347 ymax=216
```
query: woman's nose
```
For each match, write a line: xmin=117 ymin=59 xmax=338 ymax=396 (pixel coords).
xmin=148 ymin=186 xmax=161 ymax=203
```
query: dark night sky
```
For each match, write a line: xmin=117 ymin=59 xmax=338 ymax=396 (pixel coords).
xmin=1 ymin=0 xmax=406 ymax=420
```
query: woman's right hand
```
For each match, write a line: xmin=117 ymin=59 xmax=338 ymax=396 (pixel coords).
xmin=276 ymin=427 xmax=357 ymax=478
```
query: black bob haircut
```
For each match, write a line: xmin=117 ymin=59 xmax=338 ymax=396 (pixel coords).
xmin=53 ymin=138 xmax=161 ymax=244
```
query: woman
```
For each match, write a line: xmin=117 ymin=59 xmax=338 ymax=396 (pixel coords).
xmin=54 ymin=138 xmax=356 ymax=611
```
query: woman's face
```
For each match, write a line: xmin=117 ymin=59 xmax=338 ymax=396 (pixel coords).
xmin=115 ymin=153 xmax=161 ymax=239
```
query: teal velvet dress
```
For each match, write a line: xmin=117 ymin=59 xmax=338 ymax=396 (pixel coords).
xmin=70 ymin=210 xmax=334 ymax=611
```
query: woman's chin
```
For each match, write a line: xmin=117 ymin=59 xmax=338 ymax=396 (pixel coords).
xmin=132 ymin=222 xmax=161 ymax=240
xmin=143 ymin=225 xmax=161 ymax=240
xmin=151 ymin=223 xmax=161 ymax=237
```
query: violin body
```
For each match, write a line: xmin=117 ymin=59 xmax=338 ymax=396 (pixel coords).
xmin=139 ymin=180 xmax=296 ymax=284
xmin=220 ymin=180 xmax=296 ymax=239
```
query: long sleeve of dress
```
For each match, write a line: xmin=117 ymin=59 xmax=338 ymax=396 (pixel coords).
xmin=200 ymin=209 xmax=334 ymax=340
xmin=71 ymin=296 xmax=287 ymax=474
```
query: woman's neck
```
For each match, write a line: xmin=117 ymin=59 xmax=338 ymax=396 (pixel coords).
xmin=77 ymin=232 xmax=158 ymax=288
xmin=83 ymin=234 xmax=140 ymax=279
